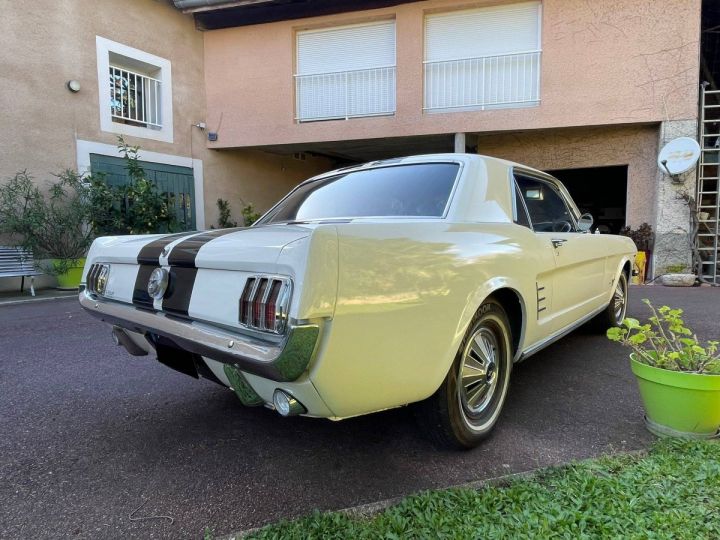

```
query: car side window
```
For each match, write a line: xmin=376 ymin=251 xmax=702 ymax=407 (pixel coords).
xmin=515 ymin=175 xmax=576 ymax=233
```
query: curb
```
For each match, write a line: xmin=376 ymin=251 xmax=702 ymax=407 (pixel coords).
xmin=220 ymin=448 xmax=649 ymax=539
xmin=0 ymin=293 xmax=77 ymax=307
xmin=221 ymin=468 xmax=541 ymax=539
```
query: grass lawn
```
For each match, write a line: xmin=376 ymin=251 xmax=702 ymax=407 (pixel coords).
xmin=241 ymin=439 xmax=720 ymax=539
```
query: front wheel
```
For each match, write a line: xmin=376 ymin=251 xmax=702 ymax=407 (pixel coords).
xmin=415 ymin=300 xmax=513 ymax=449
xmin=591 ymin=271 xmax=628 ymax=332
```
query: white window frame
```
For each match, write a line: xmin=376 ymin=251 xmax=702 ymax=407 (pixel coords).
xmin=95 ymin=36 xmax=174 ymax=143
xmin=75 ymin=139 xmax=204 ymax=229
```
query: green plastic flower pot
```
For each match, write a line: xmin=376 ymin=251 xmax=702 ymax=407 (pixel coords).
xmin=630 ymin=354 xmax=720 ymax=439
xmin=54 ymin=258 xmax=85 ymax=290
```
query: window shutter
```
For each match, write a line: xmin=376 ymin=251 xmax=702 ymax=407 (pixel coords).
xmin=424 ymin=2 xmax=541 ymax=111
xmin=296 ymin=21 xmax=396 ymax=121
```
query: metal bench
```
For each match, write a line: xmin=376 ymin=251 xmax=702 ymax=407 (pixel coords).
xmin=0 ymin=246 xmax=43 ymax=296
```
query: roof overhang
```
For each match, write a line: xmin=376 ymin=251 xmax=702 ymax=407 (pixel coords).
xmin=171 ymin=0 xmax=421 ymax=30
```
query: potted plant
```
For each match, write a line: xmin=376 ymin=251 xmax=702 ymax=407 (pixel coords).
xmin=0 ymin=170 xmax=94 ymax=289
xmin=607 ymin=300 xmax=720 ymax=438
xmin=619 ymin=223 xmax=653 ymax=284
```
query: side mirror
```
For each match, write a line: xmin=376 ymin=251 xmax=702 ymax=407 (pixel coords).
xmin=577 ymin=213 xmax=594 ymax=232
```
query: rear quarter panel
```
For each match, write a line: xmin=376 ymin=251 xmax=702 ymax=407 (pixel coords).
xmin=309 ymin=221 xmax=546 ymax=418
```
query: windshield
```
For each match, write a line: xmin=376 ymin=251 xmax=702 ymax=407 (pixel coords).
xmin=257 ymin=162 xmax=460 ymax=224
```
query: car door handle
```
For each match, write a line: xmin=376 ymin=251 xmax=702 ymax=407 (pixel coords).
xmin=551 ymin=239 xmax=567 ymax=248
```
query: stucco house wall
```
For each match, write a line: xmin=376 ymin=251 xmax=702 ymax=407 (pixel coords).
xmin=475 ymin=124 xmax=661 ymax=228
xmin=0 ymin=0 xmax=332 ymax=291
xmin=0 ymin=0 xmax=331 ymax=217
xmin=202 ymin=0 xmax=701 ymax=148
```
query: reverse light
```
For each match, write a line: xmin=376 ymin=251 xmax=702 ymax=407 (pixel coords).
xmin=239 ymin=276 xmax=292 ymax=334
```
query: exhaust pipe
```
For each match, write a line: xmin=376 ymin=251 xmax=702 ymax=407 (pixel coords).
xmin=112 ymin=326 xmax=149 ymax=356
xmin=272 ymin=389 xmax=306 ymax=416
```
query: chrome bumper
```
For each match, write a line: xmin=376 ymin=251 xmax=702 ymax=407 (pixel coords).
xmin=79 ymin=289 xmax=319 ymax=382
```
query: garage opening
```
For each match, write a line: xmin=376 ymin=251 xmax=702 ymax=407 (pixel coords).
xmin=546 ymin=165 xmax=628 ymax=234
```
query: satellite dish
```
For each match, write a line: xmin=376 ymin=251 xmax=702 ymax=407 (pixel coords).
xmin=657 ymin=137 xmax=701 ymax=176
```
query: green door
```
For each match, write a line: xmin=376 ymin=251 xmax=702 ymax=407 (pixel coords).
xmin=89 ymin=153 xmax=196 ymax=231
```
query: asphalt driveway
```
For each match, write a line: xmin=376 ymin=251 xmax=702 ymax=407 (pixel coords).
xmin=1 ymin=286 xmax=718 ymax=539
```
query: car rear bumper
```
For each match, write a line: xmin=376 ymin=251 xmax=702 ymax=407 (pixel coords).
xmin=79 ymin=289 xmax=320 ymax=382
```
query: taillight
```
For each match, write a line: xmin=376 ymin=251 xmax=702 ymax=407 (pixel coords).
xmin=252 ymin=279 xmax=269 ymax=327
xmin=264 ymin=280 xmax=283 ymax=330
xmin=239 ymin=276 xmax=291 ymax=334
xmin=239 ymin=277 xmax=255 ymax=325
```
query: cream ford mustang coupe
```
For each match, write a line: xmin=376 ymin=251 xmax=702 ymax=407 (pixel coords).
xmin=80 ymin=154 xmax=635 ymax=449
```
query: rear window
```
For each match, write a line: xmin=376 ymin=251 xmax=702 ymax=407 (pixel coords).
xmin=257 ymin=163 xmax=460 ymax=224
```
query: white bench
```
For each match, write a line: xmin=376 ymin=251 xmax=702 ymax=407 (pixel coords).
xmin=0 ymin=246 xmax=43 ymax=296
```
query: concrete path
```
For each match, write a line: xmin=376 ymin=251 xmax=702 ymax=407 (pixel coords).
xmin=0 ymin=286 xmax=717 ymax=539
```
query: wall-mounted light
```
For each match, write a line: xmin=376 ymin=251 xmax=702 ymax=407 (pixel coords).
xmin=66 ymin=80 xmax=81 ymax=93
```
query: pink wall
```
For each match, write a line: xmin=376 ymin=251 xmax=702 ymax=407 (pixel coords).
xmin=203 ymin=0 xmax=701 ymax=149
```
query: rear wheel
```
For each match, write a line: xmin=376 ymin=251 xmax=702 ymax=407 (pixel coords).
xmin=592 ymin=271 xmax=628 ymax=331
xmin=416 ymin=300 xmax=513 ymax=449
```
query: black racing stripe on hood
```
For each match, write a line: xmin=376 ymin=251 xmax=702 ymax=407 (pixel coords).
xmin=161 ymin=266 xmax=198 ymax=317
xmin=137 ymin=232 xmax=197 ymax=265
xmin=132 ymin=264 xmax=158 ymax=310
xmin=166 ymin=228 xmax=246 ymax=268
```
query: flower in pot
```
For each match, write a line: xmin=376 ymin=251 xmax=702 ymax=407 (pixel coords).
xmin=607 ymin=300 xmax=720 ymax=438
xmin=0 ymin=170 xmax=93 ymax=289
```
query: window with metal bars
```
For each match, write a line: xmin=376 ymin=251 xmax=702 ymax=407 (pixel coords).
xmin=109 ymin=65 xmax=162 ymax=129
xmin=96 ymin=36 xmax=173 ymax=143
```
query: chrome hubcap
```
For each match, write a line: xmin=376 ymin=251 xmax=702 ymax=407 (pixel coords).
xmin=458 ymin=326 xmax=500 ymax=417
xmin=613 ymin=279 xmax=626 ymax=322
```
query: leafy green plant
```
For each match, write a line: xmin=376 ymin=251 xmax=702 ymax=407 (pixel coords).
xmin=243 ymin=440 xmax=720 ymax=539
xmin=216 ymin=198 xmax=237 ymax=228
xmin=0 ymin=170 xmax=94 ymax=275
xmin=241 ymin=203 xmax=261 ymax=226
xmin=87 ymin=137 xmax=177 ymax=235
xmin=607 ymin=300 xmax=720 ymax=374
xmin=664 ymin=263 xmax=688 ymax=274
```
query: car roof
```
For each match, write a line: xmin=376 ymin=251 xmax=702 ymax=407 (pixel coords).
xmin=307 ymin=153 xmax=552 ymax=183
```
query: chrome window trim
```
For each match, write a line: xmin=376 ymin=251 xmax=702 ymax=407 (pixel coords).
xmin=254 ymin=160 xmax=465 ymax=225
xmin=512 ymin=168 xmax=580 ymax=233
xmin=509 ymin=171 xmax=533 ymax=230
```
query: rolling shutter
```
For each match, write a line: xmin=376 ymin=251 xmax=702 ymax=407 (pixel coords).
xmin=296 ymin=21 xmax=396 ymax=121
xmin=424 ymin=2 xmax=541 ymax=111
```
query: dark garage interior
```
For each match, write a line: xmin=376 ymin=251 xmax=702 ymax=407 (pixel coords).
xmin=548 ymin=165 xmax=628 ymax=234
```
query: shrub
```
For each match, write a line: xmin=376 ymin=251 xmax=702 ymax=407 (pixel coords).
xmin=216 ymin=198 xmax=237 ymax=228
xmin=619 ymin=222 xmax=654 ymax=252
xmin=607 ymin=299 xmax=719 ymax=374
xmin=0 ymin=170 xmax=94 ymax=275
xmin=241 ymin=203 xmax=261 ymax=226
xmin=88 ymin=137 xmax=177 ymax=235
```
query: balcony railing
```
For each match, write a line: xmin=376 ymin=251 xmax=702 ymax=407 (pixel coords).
xmin=424 ymin=50 xmax=541 ymax=112
xmin=295 ymin=65 xmax=396 ymax=122
xmin=109 ymin=66 xmax=162 ymax=128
